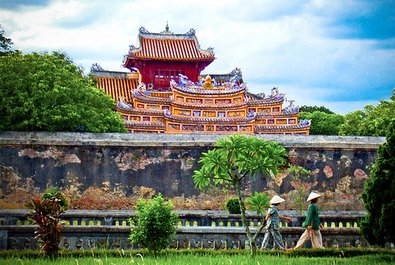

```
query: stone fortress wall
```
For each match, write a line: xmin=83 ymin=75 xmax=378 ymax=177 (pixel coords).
xmin=0 ymin=132 xmax=385 ymax=210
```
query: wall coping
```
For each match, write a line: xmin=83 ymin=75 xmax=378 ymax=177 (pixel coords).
xmin=0 ymin=131 xmax=386 ymax=149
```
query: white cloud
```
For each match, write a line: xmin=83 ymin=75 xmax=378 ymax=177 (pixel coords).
xmin=0 ymin=0 xmax=393 ymax=114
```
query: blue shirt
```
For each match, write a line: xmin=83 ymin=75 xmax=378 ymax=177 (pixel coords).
xmin=266 ymin=205 xmax=280 ymax=230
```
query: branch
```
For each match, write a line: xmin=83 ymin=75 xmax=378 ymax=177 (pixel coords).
xmin=238 ymin=171 xmax=249 ymax=182
xmin=252 ymin=218 xmax=266 ymax=242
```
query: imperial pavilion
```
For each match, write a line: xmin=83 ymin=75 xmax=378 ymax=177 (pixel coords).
xmin=91 ymin=25 xmax=310 ymax=134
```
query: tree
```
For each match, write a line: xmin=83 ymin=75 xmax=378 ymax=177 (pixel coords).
xmin=26 ymin=188 xmax=68 ymax=257
xmin=300 ymin=105 xmax=335 ymax=114
xmin=0 ymin=52 xmax=126 ymax=132
xmin=193 ymin=135 xmax=287 ymax=256
xmin=129 ymin=194 xmax=178 ymax=256
xmin=299 ymin=111 xmax=344 ymax=135
xmin=338 ymin=110 xmax=367 ymax=136
xmin=360 ymin=120 xmax=395 ymax=246
xmin=340 ymin=89 xmax=395 ymax=136
xmin=0 ymin=25 xmax=14 ymax=56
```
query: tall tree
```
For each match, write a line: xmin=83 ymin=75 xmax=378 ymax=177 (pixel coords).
xmin=193 ymin=135 xmax=287 ymax=256
xmin=361 ymin=120 xmax=395 ymax=245
xmin=299 ymin=111 xmax=344 ymax=135
xmin=0 ymin=52 xmax=126 ymax=132
xmin=339 ymin=90 xmax=395 ymax=136
xmin=300 ymin=105 xmax=335 ymax=114
xmin=338 ymin=110 xmax=367 ymax=136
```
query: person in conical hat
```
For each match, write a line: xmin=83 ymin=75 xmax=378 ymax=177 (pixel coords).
xmin=288 ymin=192 xmax=324 ymax=250
xmin=261 ymin=195 xmax=292 ymax=250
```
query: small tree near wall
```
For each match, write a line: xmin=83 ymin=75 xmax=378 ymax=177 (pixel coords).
xmin=193 ymin=135 xmax=287 ymax=256
xmin=129 ymin=194 xmax=178 ymax=256
xmin=26 ymin=187 xmax=68 ymax=257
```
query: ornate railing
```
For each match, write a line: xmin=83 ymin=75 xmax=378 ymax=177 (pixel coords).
xmin=0 ymin=210 xmax=365 ymax=228
xmin=0 ymin=225 xmax=367 ymax=250
xmin=0 ymin=210 xmax=368 ymax=250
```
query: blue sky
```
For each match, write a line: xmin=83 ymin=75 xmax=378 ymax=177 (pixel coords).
xmin=1 ymin=0 xmax=394 ymax=114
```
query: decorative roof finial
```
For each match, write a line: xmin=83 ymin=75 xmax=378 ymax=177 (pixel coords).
xmin=160 ymin=21 xmax=173 ymax=34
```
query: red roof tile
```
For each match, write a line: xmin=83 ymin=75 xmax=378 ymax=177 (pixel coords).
xmin=125 ymin=27 xmax=215 ymax=62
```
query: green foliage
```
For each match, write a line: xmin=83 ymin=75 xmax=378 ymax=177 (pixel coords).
xmin=287 ymin=165 xmax=311 ymax=180
xmin=193 ymin=135 xmax=287 ymax=256
xmin=26 ymin=187 xmax=68 ymax=257
xmin=0 ymin=52 xmax=126 ymax=132
xmin=299 ymin=111 xmax=345 ymax=135
xmin=361 ymin=120 xmax=395 ymax=245
xmin=129 ymin=194 xmax=178 ymax=255
xmin=299 ymin=105 xmax=335 ymax=114
xmin=286 ymin=165 xmax=311 ymax=213
xmin=226 ymin=198 xmax=241 ymax=214
xmin=193 ymin=135 xmax=287 ymax=190
xmin=0 ymin=248 xmax=395 ymax=260
xmin=340 ymin=90 xmax=395 ymax=136
xmin=0 ymin=249 xmax=394 ymax=265
xmin=246 ymin=192 xmax=270 ymax=215
xmin=338 ymin=110 xmax=367 ymax=136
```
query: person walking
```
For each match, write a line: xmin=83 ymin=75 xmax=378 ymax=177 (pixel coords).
xmin=261 ymin=195 xmax=292 ymax=250
xmin=289 ymin=192 xmax=324 ymax=250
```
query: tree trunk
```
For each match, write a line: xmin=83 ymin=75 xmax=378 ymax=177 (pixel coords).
xmin=235 ymin=181 xmax=257 ymax=256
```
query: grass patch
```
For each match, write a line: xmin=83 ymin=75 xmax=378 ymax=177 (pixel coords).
xmin=0 ymin=249 xmax=394 ymax=264
xmin=0 ymin=253 xmax=394 ymax=265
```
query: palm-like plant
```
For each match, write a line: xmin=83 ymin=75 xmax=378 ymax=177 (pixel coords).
xmin=26 ymin=188 xmax=67 ymax=257
xmin=193 ymin=135 xmax=287 ymax=256
xmin=246 ymin=192 xmax=270 ymax=216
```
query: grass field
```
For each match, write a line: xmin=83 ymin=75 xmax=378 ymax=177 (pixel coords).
xmin=0 ymin=251 xmax=394 ymax=265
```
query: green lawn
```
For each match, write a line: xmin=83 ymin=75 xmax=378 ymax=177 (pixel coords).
xmin=0 ymin=252 xmax=394 ymax=265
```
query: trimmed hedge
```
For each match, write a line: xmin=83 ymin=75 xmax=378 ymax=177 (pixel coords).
xmin=0 ymin=248 xmax=393 ymax=259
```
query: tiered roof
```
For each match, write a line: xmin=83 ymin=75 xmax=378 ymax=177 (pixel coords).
xmin=92 ymin=66 xmax=139 ymax=102
xmin=123 ymin=26 xmax=215 ymax=67
xmin=116 ymin=75 xmax=310 ymax=134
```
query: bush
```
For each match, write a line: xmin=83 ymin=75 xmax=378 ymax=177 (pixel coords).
xmin=26 ymin=187 xmax=68 ymax=257
xmin=226 ymin=198 xmax=241 ymax=214
xmin=129 ymin=194 xmax=178 ymax=255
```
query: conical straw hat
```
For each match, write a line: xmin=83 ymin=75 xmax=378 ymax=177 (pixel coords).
xmin=307 ymin=192 xmax=321 ymax=202
xmin=270 ymin=195 xmax=285 ymax=204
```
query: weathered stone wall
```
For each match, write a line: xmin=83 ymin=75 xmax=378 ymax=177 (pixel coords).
xmin=0 ymin=132 xmax=385 ymax=210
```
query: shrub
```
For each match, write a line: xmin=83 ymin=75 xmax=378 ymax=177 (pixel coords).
xmin=226 ymin=198 xmax=241 ymax=214
xmin=26 ymin=187 xmax=68 ymax=257
xmin=129 ymin=194 xmax=178 ymax=255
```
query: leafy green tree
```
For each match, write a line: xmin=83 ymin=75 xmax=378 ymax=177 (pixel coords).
xmin=129 ymin=194 xmax=178 ymax=256
xmin=300 ymin=105 xmax=335 ymax=114
xmin=26 ymin=187 xmax=68 ymax=257
xmin=338 ymin=110 xmax=367 ymax=136
xmin=0 ymin=52 xmax=126 ymax=132
xmin=361 ymin=120 xmax=395 ymax=246
xmin=340 ymin=90 xmax=395 ymax=136
xmin=0 ymin=25 xmax=14 ymax=56
xmin=299 ymin=111 xmax=344 ymax=135
xmin=193 ymin=135 xmax=287 ymax=256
